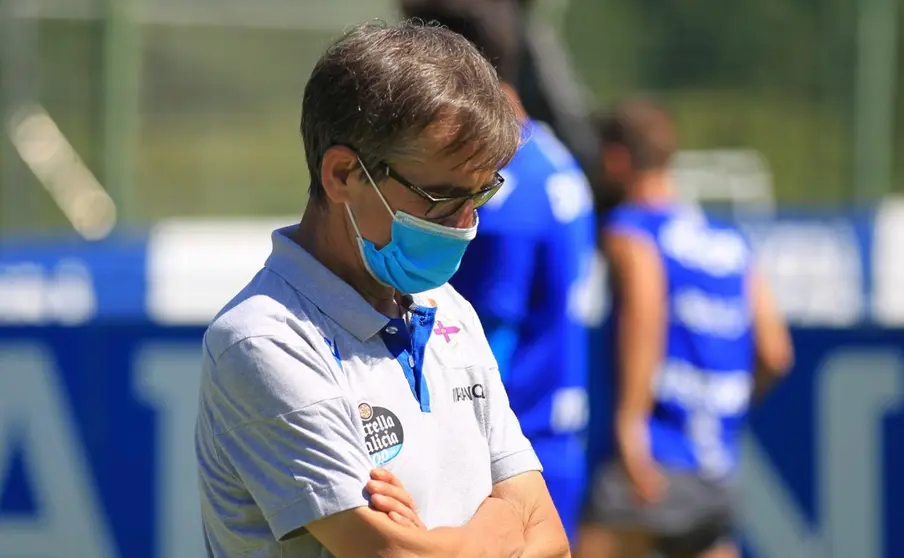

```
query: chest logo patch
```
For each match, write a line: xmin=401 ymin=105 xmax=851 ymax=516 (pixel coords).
xmin=358 ymin=402 xmax=405 ymax=466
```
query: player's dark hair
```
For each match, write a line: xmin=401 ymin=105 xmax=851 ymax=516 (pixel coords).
xmin=301 ymin=19 xmax=521 ymax=206
xmin=596 ymin=99 xmax=677 ymax=172
xmin=399 ymin=0 xmax=522 ymax=84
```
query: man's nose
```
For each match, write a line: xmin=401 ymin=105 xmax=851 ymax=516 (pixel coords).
xmin=440 ymin=200 xmax=476 ymax=229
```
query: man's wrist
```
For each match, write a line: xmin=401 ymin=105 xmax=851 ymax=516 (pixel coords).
xmin=424 ymin=523 xmax=496 ymax=558
xmin=615 ymin=415 xmax=650 ymax=457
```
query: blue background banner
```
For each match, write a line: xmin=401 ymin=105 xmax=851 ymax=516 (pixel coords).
xmin=1 ymin=323 xmax=903 ymax=558
xmin=0 ymin=210 xmax=882 ymax=327
xmin=0 ymin=210 xmax=899 ymax=557
xmin=0 ymin=324 xmax=204 ymax=558
xmin=0 ymin=237 xmax=149 ymax=324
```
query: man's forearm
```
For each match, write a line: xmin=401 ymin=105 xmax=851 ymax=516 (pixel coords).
xmin=490 ymin=472 xmax=571 ymax=558
xmin=456 ymin=496 xmax=568 ymax=558
xmin=385 ymin=497 xmax=523 ymax=558
xmin=434 ymin=500 xmax=521 ymax=558
xmin=520 ymin=521 xmax=571 ymax=558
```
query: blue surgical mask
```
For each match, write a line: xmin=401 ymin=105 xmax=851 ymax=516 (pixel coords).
xmin=346 ymin=160 xmax=478 ymax=294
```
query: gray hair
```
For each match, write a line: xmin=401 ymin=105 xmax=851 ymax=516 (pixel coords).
xmin=301 ymin=19 xmax=522 ymax=205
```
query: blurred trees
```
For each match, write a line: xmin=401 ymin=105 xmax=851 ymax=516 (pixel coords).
xmin=5 ymin=0 xmax=903 ymax=234
xmin=565 ymin=0 xmax=903 ymax=202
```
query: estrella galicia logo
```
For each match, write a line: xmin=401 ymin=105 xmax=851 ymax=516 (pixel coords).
xmin=358 ymin=402 xmax=404 ymax=466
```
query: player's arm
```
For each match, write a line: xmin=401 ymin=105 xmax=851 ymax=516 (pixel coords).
xmin=603 ymin=229 xmax=667 ymax=502
xmin=748 ymin=267 xmax=794 ymax=401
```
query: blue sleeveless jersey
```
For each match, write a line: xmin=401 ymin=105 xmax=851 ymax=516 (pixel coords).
xmin=452 ymin=120 xmax=599 ymax=467
xmin=605 ymin=203 xmax=755 ymax=479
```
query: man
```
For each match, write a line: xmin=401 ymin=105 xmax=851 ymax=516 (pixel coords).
xmin=194 ymin=21 xmax=569 ymax=558
xmin=399 ymin=0 xmax=601 ymax=545
xmin=576 ymin=100 xmax=794 ymax=558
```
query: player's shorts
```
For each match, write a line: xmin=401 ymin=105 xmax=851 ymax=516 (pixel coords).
xmin=582 ymin=460 xmax=737 ymax=557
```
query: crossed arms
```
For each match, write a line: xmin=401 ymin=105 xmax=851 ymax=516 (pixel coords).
xmin=306 ymin=468 xmax=569 ymax=558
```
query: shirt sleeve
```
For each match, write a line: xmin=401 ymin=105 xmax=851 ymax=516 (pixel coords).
xmin=205 ymin=335 xmax=372 ymax=540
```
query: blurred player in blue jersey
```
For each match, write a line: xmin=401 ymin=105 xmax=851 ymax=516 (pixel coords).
xmin=399 ymin=0 xmax=603 ymax=545
xmin=576 ymin=100 xmax=794 ymax=558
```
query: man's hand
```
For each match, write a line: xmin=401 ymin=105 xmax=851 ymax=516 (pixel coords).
xmin=617 ymin=417 xmax=667 ymax=505
xmin=367 ymin=468 xmax=426 ymax=529
xmin=474 ymin=496 xmax=528 ymax=557
xmin=622 ymin=453 xmax=667 ymax=505
xmin=492 ymin=471 xmax=569 ymax=558
xmin=364 ymin=467 xmax=526 ymax=558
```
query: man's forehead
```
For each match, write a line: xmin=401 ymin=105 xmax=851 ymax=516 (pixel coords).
xmin=394 ymin=156 xmax=497 ymax=194
xmin=398 ymin=136 xmax=499 ymax=188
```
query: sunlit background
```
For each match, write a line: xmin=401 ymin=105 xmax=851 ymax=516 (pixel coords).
xmin=1 ymin=0 xmax=903 ymax=556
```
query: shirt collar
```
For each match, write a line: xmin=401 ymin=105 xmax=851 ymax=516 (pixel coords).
xmin=264 ymin=225 xmax=390 ymax=341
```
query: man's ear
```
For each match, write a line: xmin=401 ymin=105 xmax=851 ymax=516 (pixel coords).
xmin=320 ymin=146 xmax=361 ymax=204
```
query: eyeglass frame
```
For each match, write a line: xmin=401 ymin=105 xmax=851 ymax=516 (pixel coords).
xmin=369 ymin=160 xmax=505 ymax=220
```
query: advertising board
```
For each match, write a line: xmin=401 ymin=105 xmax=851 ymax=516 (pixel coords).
xmin=1 ymin=325 xmax=902 ymax=557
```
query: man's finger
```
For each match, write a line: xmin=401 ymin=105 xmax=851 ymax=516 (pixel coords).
xmin=366 ymin=479 xmax=416 ymax=510
xmin=370 ymin=494 xmax=425 ymax=529
xmin=388 ymin=511 xmax=415 ymax=527
xmin=371 ymin=468 xmax=406 ymax=489
xmin=370 ymin=493 xmax=405 ymax=514
xmin=370 ymin=494 xmax=423 ymax=528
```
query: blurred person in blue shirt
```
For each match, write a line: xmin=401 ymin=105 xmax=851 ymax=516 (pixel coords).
xmin=399 ymin=0 xmax=603 ymax=545
xmin=575 ymin=100 xmax=794 ymax=558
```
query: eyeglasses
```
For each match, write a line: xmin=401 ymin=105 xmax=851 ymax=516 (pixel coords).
xmin=379 ymin=162 xmax=505 ymax=220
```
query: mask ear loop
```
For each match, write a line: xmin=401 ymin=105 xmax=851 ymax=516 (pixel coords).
xmin=346 ymin=158 xmax=395 ymax=290
xmin=344 ymin=203 xmax=364 ymax=238
xmin=357 ymin=157 xmax=395 ymax=217
xmin=345 ymin=156 xmax=393 ymax=242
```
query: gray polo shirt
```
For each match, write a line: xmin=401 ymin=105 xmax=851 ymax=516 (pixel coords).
xmin=195 ymin=225 xmax=542 ymax=558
